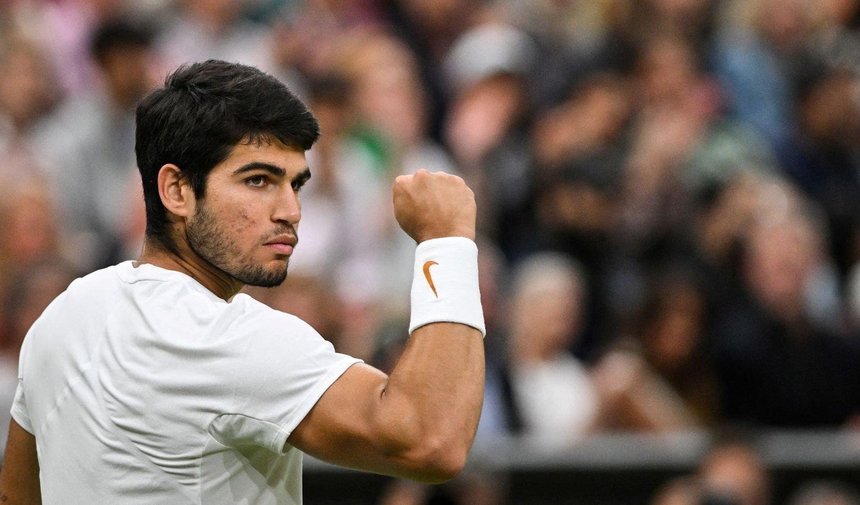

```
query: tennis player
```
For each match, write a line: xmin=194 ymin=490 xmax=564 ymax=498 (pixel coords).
xmin=0 ymin=60 xmax=485 ymax=504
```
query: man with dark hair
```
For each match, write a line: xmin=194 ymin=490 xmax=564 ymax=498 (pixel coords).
xmin=0 ymin=60 xmax=486 ymax=504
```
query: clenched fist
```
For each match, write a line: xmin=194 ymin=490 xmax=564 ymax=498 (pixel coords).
xmin=393 ymin=169 xmax=477 ymax=243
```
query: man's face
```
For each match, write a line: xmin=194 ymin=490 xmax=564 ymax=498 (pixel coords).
xmin=185 ymin=139 xmax=310 ymax=288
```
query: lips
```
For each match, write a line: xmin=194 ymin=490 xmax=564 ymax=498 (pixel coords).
xmin=264 ymin=234 xmax=297 ymax=255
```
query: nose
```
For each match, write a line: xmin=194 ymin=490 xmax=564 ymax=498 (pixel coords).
xmin=273 ymin=189 xmax=301 ymax=225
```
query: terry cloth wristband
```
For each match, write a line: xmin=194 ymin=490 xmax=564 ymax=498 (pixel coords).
xmin=409 ymin=236 xmax=486 ymax=337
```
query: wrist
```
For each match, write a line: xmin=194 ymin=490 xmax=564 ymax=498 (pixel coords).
xmin=408 ymin=237 xmax=485 ymax=336
xmin=414 ymin=227 xmax=476 ymax=244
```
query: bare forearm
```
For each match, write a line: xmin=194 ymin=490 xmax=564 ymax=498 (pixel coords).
xmin=381 ymin=322 xmax=485 ymax=460
xmin=0 ymin=420 xmax=42 ymax=505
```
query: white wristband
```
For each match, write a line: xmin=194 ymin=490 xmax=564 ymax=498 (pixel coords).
xmin=409 ymin=237 xmax=485 ymax=337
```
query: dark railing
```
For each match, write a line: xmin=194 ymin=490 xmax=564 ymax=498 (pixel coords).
xmin=303 ymin=431 xmax=860 ymax=505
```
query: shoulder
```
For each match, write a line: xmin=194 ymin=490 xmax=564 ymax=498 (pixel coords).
xmin=35 ymin=263 xmax=118 ymax=316
xmin=225 ymin=293 xmax=320 ymax=340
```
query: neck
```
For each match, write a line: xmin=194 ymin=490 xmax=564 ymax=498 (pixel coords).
xmin=137 ymin=238 xmax=243 ymax=301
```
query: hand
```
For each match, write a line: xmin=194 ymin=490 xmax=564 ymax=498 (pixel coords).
xmin=393 ymin=169 xmax=476 ymax=243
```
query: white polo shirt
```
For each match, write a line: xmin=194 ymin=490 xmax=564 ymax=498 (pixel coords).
xmin=12 ymin=261 xmax=360 ymax=504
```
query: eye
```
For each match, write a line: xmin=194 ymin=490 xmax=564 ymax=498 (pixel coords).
xmin=246 ymin=175 xmax=268 ymax=188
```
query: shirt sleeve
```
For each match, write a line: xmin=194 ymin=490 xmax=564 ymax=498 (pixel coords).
xmin=208 ymin=299 xmax=361 ymax=454
xmin=11 ymin=332 xmax=33 ymax=434
xmin=11 ymin=381 xmax=33 ymax=434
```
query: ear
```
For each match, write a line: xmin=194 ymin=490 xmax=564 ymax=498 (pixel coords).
xmin=157 ymin=163 xmax=196 ymax=219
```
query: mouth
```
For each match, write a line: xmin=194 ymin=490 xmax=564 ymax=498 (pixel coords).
xmin=264 ymin=234 xmax=298 ymax=256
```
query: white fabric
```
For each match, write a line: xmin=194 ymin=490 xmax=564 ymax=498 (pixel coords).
xmin=408 ymin=237 xmax=485 ymax=336
xmin=12 ymin=261 xmax=360 ymax=505
xmin=511 ymin=354 xmax=599 ymax=445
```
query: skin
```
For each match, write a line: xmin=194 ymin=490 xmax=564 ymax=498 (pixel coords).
xmin=0 ymin=138 xmax=484 ymax=501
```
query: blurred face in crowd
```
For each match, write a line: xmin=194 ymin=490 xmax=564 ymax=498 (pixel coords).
xmin=347 ymin=34 xmax=427 ymax=149
xmin=444 ymin=73 xmax=526 ymax=167
xmin=0 ymin=39 xmax=55 ymax=129
xmin=696 ymin=175 xmax=761 ymax=264
xmin=510 ymin=261 xmax=584 ymax=361
xmin=184 ymin=0 xmax=245 ymax=29
xmin=0 ymin=181 xmax=59 ymax=266
xmin=743 ymin=213 xmax=821 ymax=321
xmin=699 ymin=443 xmax=770 ymax=505
xmin=533 ymin=73 xmax=632 ymax=168
xmin=753 ymin=0 xmax=813 ymax=50
xmin=637 ymin=35 xmax=698 ymax=108
xmin=801 ymin=71 xmax=860 ymax=147
xmin=99 ymin=43 xmax=159 ymax=110
xmin=644 ymin=282 xmax=705 ymax=374
xmin=180 ymin=139 xmax=310 ymax=288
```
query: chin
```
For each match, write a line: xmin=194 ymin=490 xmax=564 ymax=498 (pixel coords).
xmin=235 ymin=262 xmax=289 ymax=288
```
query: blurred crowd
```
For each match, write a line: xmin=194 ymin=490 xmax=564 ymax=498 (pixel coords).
xmin=1 ymin=0 xmax=860 ymax=503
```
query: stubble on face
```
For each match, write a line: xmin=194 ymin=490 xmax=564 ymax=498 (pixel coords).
xmin=186 ymin=202 xmax=289 ymax=288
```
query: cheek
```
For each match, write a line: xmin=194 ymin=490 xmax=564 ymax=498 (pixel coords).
xmin=213 ymin=206 xmax=258 ymax=248
xmin=235 ymin=207 xmax=258 ymax=233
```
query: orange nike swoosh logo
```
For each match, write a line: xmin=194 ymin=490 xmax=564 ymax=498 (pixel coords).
xmin=422 ymin=260 xmax=439 ymax=297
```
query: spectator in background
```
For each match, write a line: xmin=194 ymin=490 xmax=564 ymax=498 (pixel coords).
xmin=267 ymin=0 xmax=386 ymax=94
xmin=697 ymin=436 xmax=771 ymax=505
xmin=0 ymin=34 xmax=59 ymax=185
xmin=0 ymin=180 xmax=64 ymax=289
xmin=651 ymin=434 xmax=771 ymax=505
xmin=39 ymin=16 xmax=158 ymax=271
xmin=712 ymin=0 xmax=821 ymax=151
xmin=710 ymin=182 xmax=860 ymax=427
xmin=385 ymin=0 xmax=482 ymax=137
xmin=156 ymin=0 xmax=272 ymax=74
xmin=12 ymin=0 xmax=134 ymax=98
xmin=337 ymin=29 xmax=456 ymax=178
xmin=619 ymin=32 xmax=770 ymax=261
xmin=504 ymin=252 xmax=599 ymax=444
xmin=777 ymin=68 xmax=860 ymax=277
xmin=442 ymin=21 xmax=540 ymax=261
xmin=591 ymin=266 xmax=720 ymax=431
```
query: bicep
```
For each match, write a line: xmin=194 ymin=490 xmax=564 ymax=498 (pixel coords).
xmin=286 ymin=363 xmax=419 ymax=478
xmin=0 ymin=419 xmax=41 ymax=505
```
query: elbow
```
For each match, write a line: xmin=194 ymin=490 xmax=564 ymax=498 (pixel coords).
xmin=372 ymin=400 xmax=479 ymax=483
xmin=404 ymin=434 xmax=471 ymax=484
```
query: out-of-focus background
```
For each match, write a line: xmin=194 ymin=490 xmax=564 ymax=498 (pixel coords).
xmin=0 ymin=0 xmax=859 ymax=503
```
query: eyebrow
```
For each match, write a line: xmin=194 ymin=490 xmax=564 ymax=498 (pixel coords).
xmin=232 ymin=162 xmax=287 ymax=177
xmin=232 ymin=163 xmax=312 ymax=184
xmin=293 ymin=168 xmax=312 ymax=187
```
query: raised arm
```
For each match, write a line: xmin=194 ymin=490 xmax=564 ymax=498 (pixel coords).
xmin=0 ymin=419 xmax=42 ymax=504
xmin=287 ymin=170 xmax=485 ymax=483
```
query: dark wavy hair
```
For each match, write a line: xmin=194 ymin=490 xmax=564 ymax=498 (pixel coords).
xmin=135 ymin=59 xmax=320 ymax=251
